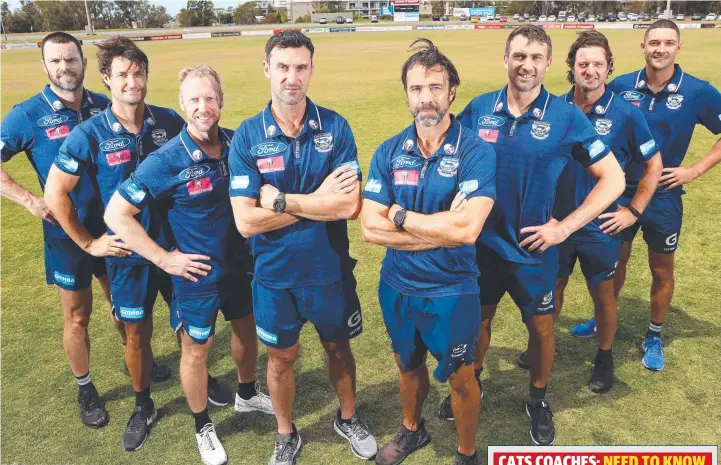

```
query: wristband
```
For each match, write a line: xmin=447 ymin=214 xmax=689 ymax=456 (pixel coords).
xmin=626 ymin=204 xmax=642 ymax=218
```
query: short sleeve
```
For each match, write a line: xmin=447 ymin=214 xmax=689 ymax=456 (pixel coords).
xmin=1 ymin=106 xmax=33 ymax=162
xmin=456 ymin=101 xmax=476 ymax=131
xmin=696 ymin=82 xmax=721 ymax=135
xmin=458 ymin=141 xmax=496 ymax=201
xmin=627 ymin=105 xmax=660 ymax=164
xmin=54 ymin=127 xmax=93 ymax=176
xmin=117 ymin=175 xmax=151 ymax=210
xmin=228 ymin=127 xmax=261 ymax=199
xmin=362 ymin=145 xmax=393 ymax=207
xmin=330 ymin=119 xmax=363 ymax=181
xmin=117 ymin=154 xmax=173 ymax=210
xmin=564 ymin=106 xmax=611 ymax=167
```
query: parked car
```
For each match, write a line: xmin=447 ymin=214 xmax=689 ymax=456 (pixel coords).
xmin=517 ymin=16 xmax=525 ymax=22
xmin=470 ymin=16 xmax=479 ymax=23
xmin=691 ymin=13 xmax=703 ymax=20
xmin=460 ymin=14 xmax=468 ymax=21
xmin=500 ymin=16 xmax=507 ymax=22
xmin=641 ymin=13 xmax=651 ymax=21
xmin=513 ymin=13 xmax=520 ymax=20
xmin=608 ymin=15 xmax=616 ymax=22
xmin=523 ymin=13 xmax=530 ymax=19
xmin=345 ymin=16 xmax=353 ymax=23
xmin=370 ymin=14 xmax=378 ymax=22
xmin=546 ymin=14 xmax=555 ymax=21
xmin=538 ymin=15 xmax=547 ymax=21
xmin=319 ymin=16 xmax=327 ymax=24
xmin=495 ymin=14 xmax=502 ymax=20
xmin=705 ymin=13 xmax=718 ymax=20
xmin=442 ymin=15 xmax=449 ymax=21
xmin=335 ymin=16 xmax=344 ymax=24
xmin=529 ymin=15 xmax=538 ymax=21
xmin=676 ymin=13 xmax=685 ymax=20
xmin=597 ymin=15 xmax=606 ymax=21
xmin=567 ymin=15 xmax=576 ymax=21
xmin=432 ymin=14 xmax=440 ymax=20
xmin=617 ymin=12 xmax=627 ymax=20
xmin=588 ymin=14 xmax=596 ymax=21
xmin=578 ymin=13 xmax=586 ymax=21
xmin=628 ymin=13 xmax=639 ymax=20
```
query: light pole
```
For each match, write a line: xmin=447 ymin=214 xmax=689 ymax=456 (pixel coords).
xmin=84 ymin=0 xmax=94 ymax=35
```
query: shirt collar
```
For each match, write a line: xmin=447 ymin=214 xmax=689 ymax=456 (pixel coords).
xmin=103 ymin=103 xmax=157 ymax=135
xmin=401 ymin=114 xmax=463 ymax=158
xmin=178 ymin=124 xmax=233 ymax=163
xmin=261 ymin=97 xmax=323 ymax=139
xmin=41 ymin=85 xmax=96 ymax=112
xmin=493 ymin=84 xmax=551 ymax=120
xmin=564 ymin=85 xmax=615 ymax=115
xmin=635 ymin=64 xmax=685 ymax=93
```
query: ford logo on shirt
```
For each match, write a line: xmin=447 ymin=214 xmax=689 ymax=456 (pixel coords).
xmin=100 ymin=138 xmax=131 ymax=152
xmin=392 ymin=155 xmax=421 ymax=169
xmin=620 ymin=91 xmax=646 ymax=101
xmin=37 ymin=114 xmax=69 ymax=127
xmin=478 ymin=115 xmax=505 ymax=127
xmin=178 ymin=164 xmax=211 ymax=181
xmin=251 ymin=142 xmax=287 ymax=157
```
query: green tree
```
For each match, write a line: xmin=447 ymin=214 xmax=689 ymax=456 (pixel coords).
xmin=264 ymin=11 xmax=279 ymax=23
xmin=178 ymin=7 xmax=200 ymax=26
xmin=234 ymin=1 xmax=258 ymax=24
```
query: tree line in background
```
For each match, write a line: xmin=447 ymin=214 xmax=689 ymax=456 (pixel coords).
xmin=430 ymin=0 xmax=721 ymax=15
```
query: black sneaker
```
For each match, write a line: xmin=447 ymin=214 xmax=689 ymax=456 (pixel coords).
xmin=517 ymin=350 xmax=529 ymax=370
xmin=375 ymin=419 xmax=431 ymax=465
xmin=77 ymin=385 xmax=109 ymax=428
xmin=269 ymin=423 xmax=302 ymax=465
xmin=122 ymin=405 xmax=158 ymax=451
xmin=123 ymin=361 xmax=171 ymax=383
xmin=525 ymin=398 xmax=555 ymax=446
xmin=207 ymin=375 xmax=232 ymax=407
xmin=438 ymin=379 xmax=484 ymax=421
xmin=453 ymin=451 xmax=480 ymax=465
xmin=589 ymin=356 xmax=614 ymax=394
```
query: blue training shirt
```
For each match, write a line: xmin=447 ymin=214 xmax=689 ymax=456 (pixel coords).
xmin=554 ymin=86 xmax=660 ymax=242
xmin=458 ymin=85 xmax=611 ymax=264
xmin=229 ymin=98 xmax=360 ymax=289
xmin=609 ymin=65 xmax=721 ymax=195
xmin=53 ymin=104 xmax=185 ymax=265
xmin=363 ymin=115 xmax=496 ymax=298
xmin=117 ymin=125 xmax=251 ymax=297
xmin=1 ymin=85 xmax=108 ymax=239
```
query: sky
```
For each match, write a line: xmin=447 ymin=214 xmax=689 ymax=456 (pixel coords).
xmin=4 ymin=0 xmax=244 ymax=17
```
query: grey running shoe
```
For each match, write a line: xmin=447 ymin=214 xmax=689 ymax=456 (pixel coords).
xmin=269 ymin=423 xmax=302 ymax=465
xmin=333 ymin=410 xmax=378 ymax=460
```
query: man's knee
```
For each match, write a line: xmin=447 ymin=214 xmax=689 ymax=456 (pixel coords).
xmin=555 ymin=278 xmax=569 ymax=294
xmin=182 ymin=337 xmax=212 ymax=365
xmin=649 ymin=253 xmax=674 ymax=283
xmin=448 ymin=365 xmax=478 ymax=399
xmin=322 ymin=340 xmax=353 ymax=361
xmin=268 ymin=346 xmax=299 ymax=373
xmin=528 ymin=314 xmax=554 ymax=339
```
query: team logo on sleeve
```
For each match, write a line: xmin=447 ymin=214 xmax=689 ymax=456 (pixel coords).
xmin=57 ymin=154 xmax=79 ymax=173
xmin=125 ymin=182 xmax=147 ymax=203
xmin=640 ymin=140 xmax=657 ymax=157
xmin=340 ymin=161 xmax=360 ymax=174
xmin=45 ymin=125 xmax=71 ymax=140
xmin=257 ymin=156 xmax=285 ymax=173
xmin=364 ymin=178 xmax=382 ymax=193
xmin=595 ymin=119 xmax=613 ymax=136
xmin=251 ymin=142 xmax=287 ymax=157
xmin=151 ymin=129 xmax=168 ymax=146
xmin=666 ymin=94 xmax=683 ymax=110
xmin=589 ymin=140 xmax=606 ymax=159
xmin=459 ymin=180 xmax=479 ymax=194
xmin=187 ymin=177 xmax=213 ymax=195
xmin=393 ymin=169 xmax=420 ymax=186
xmin=231 ymin=175 xmax=250 ymax=189
xmin=37 ymin=114 xmax=68 ymax=127
xmin=437 ymin=157 xmax=459 ymax=177
xmin=313 ymin=132 xmax=334 ymax=153
xmin=530 ymin=121 xmax=551 ymax=140
xmin=178 ymin=164 xmax=210 ymax=181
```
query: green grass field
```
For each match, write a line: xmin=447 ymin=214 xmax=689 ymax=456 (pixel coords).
xmin=2 ymin=29 xmax=720 ymax=465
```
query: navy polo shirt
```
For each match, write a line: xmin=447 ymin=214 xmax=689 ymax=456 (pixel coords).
xmin=117 ymin=125 xmax=250 ymax=297
xmin=54 ymin=104 xmax=185 ymax=265
xmin=229 ymin=98 xmax=361 ymax=289
xmin=554 ymin=86 xmax=659 ymax=241
xmin=608 ymin=65 xmax=721 ymax=194
xmin=458 ymin=85 xmax=611 ymax=264
xmin=363 ymin=116 xmax=496 ymax=298
xmin=1 ymin=85 xmax=108 ymax=239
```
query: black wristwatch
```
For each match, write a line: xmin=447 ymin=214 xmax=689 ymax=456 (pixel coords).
xmin=626 ymin=204 xmax=642 ymax=218
xmin=393 ymin=208 xmax=407 ymax=230
xmin=273 ymin=192 xmax=287 ymax=213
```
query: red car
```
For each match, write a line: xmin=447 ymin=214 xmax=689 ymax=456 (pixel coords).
xmin=500 ymin=16 xmax=508 ymax=22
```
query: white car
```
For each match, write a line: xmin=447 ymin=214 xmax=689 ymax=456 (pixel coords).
xmin=705 ymin=13 xmax=717 ymax=20
xmin=345 ymin=16 xmax=353 ymax=23
xmin=513 ymin=13 xmax=520 ymax=20
xmin=628 ymin=13 xmax=639 ymax=20
xmin=548 ymin=15 xmax=556 ymax=21
xmin=676 ymin=13 xmax=685 ymax=20
xmin=567 ymin=15 xmax=576 ymax=21
xmin=588 ymin=14 xmax=596 ymax=21
xmin=538 ymin=15 xmax=547 ymax=21
xmin=495 ymin=14 xmax=502 ymax=20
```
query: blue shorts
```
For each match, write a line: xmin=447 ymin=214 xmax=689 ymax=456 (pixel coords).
xmin=620 ymin=192 xmax=682 ymax=254
xmin=477 ymin=244 xmax=558 ymax=322
xmin=558 ymin=237 xmax=621 ymax=286
xmin=44 ymin=237 xmax=106 ymax=291
xmin=107 ymin=262 xmax=172 ymax=323
xmin=170 ymin=273 xmax=254 ymax=344
xmin=252 ymin=274 xmax=362 ymax=349
xmin=378 ymin=279 xmax=480 ymax=383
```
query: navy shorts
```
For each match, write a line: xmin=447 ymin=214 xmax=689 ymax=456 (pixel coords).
xmin=620 ymin=192 xmax=682 ymax=254
xmin=44 ymin=237 xmax=106 ymax=291
xmin=107 ymin=262 xmax=172 ymax=323
xmin=558 ymin=237 xmax=621 ymax=286
xmin=170 ymin=273 xmax=254 ymax=344
xmin=477 ymin=244 xmax=558 ymax=322
xmin=252 ymin=274 xmax=362 ymax=349
xmin=378 ymin=279 xmax=480 ymax=383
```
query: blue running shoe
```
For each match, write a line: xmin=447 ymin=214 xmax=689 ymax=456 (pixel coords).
xmin=570 ymin=317 xmax=597 ymax=339
xmin=641 ymin=336 xmax=665 ymax=371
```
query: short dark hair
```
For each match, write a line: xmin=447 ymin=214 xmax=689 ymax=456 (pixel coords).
xmin=41 ymin=31 xmax=83 ymax=61
xmin=505 ymin=25 xmax=552 ymax=58
xmin=400 ymin=38 xmax=460 ymax=103
xmin=264 ymin=30 xmax=314 ymax=62
xmin=96 ymin=36 xmax=149 ymax=89
xmin=644 ymin=19 xmax=680 ymax=41
xmin=566 ymin=30 xmax=615 ymax=84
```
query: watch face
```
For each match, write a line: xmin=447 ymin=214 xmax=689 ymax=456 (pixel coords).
xmin=274 ymin=198 xmax=286 ymax=212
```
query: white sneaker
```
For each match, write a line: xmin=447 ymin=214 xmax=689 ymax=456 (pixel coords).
xmin=195 ymin=423 xmax=227 ymax=465
xmin=234 ymin=383 xmax=274 ymax=415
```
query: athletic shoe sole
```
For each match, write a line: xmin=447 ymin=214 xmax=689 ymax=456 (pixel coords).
xmin=571 ymin=330 xmax=597 ymax=339
xmin=82 ymin=416 xmax=110 ymax=429
xmin=640 ymin=341 xmax=665 ymax=371
xmin=208 ymin=396 xmax=230 ymax=407
xmin=333 ymin=421 xmax=376 ymax=461
xmin=123 ymin=409 xmax=158 ymax=452
xmin=525 ymin=404 xmax=555 ymax=446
